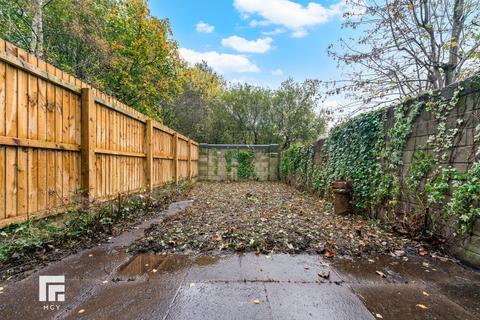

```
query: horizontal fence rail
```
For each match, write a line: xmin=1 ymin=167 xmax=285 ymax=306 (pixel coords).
xmin=0 ymin=39 xmax=198 ymax=228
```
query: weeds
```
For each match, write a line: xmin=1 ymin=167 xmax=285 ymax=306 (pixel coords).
xmin=0 ymin=181 xmax=190 ymax=264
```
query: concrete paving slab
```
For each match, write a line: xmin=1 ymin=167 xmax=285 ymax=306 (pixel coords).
xmin=165 ymin=282 xmax=272 ymax=320
xmin=265 ymin=282 xmax=374 ymax=320
xmin=186 ymin=253 xmax=341 ymax=284
xmin=351 ymin=283 xmax=478 ymax=320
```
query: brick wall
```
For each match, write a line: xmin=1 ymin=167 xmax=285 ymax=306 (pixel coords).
xmin=199 ymin=144 xmax=280 ymax=181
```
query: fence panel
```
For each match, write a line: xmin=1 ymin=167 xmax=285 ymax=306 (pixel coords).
xmin=0 ymin=40 xmax=198 ymax=227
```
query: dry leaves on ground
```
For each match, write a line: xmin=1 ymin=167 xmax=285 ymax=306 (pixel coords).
xmin=132 ymin=182 xmax=416 ymax=257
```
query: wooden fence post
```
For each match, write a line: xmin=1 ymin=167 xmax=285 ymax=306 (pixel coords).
xmin=145 ymin=120 xmax=153 ymax=192
xmin=81 ymin=88 xmax=95 ymax=199
xmin=174 ymin=133 xmax=179 ymax=184
xmin=187 ymin=139 xmax=192 ymax=181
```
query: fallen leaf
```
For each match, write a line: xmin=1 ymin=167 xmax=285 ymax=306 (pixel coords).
xmin=212 ymin=234 xmax=222 ymax=241
xmin=416 ymin=304 xmax=428 ymax=309
xmin=324 ymin=248 xmax=336 ymax=258
xmin=326 ymin=239 xmax=334 ymax=246
xmin=376 ymin=270 xmax=387 ymax=278
xmin=422 ymin=291 xmax=430 ymax=296
xmin=394 ymin=250 xmax=405 ymax=257
xmin=253 ymin=298 xmax=261 ymax=304
xmin=419 ymin=249 xmax=429 ymax=256
xmin=78 ymin=309 xmax=86 ymax=314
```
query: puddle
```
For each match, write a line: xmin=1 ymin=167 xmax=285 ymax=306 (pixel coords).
xmin=193 ymin=255 xmax=220 ymax=266
xmin=117 ymin=254 xmax=221 ymax=279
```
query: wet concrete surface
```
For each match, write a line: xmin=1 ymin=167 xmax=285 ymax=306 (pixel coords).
xmin=0 ymin=200 xmax=479 ymax=320
xmin=333 ymin=255 xmax=480 ymax=319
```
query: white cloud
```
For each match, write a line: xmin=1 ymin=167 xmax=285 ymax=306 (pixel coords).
xmin=261 ymin=28 xmax=285 ymax=36
xmin=221 ymin=36 xmax=273 ymax=53
xmin=271 ymin=69 xmax=283 ymax=76
xmin=196 ymin=21 xmax=215 ymax=33
xmin=234 ymin=0 xmax=343 ymax=37
xmin=179 ymin=48 xmax=260 ymax=73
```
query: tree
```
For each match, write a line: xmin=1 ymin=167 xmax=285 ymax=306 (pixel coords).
xmin=271 ymin=78 xmax=326 ymax=149
xmin=0 ymin=0 xmax=183 ymax=118
xmin=162 ymin=62 xmax=225 ymax=141
xmin=104 ymin=0 xmax=183 ymax=117
xmin=220 ymin=84 xmax=272 ymax=144
xmin=327 ymin=0 xmax=480 ymax=111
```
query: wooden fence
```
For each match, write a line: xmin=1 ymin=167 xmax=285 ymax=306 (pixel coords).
xmin=0 ymin=39 xmax=198 ymax=228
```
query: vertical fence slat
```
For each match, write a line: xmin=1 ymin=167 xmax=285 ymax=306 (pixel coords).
xmin=145 ymin=120 xmax=153 ymax=191
xmin=188 ymin=139 xmax=192 ymax=181
xmin=81 ymin=88 xmax=95 ymax=199
xmin=0 ymin=39 xmax=5 ymax=220
xmin=174 ymin=133 xmax=178 ymax=184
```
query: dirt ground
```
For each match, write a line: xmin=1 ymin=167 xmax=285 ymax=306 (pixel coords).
xmin=132 ymin=181 xmax=432 ymax=259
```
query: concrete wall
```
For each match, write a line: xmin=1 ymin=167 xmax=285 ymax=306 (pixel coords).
xmin=312 ymin=77 xmax=480 ymax=267
xmin=199 ymin=144 xmax=280 ymax=181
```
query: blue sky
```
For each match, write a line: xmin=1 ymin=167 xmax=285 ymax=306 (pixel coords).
xmin=149 ymin=0 xmax=356 ymax=92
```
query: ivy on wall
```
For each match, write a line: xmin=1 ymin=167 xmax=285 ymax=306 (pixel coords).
xmin=225 ymin=151 xmax=234 ymax=173
xmin=281 ymin=82 xmax=480 ymax=237
xmin=236 ymin=149 xmax=256 ymax=179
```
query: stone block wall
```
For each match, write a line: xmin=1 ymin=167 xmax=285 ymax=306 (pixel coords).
xmin=199 ymin=144 xmax=280 ymax=181
xmin=311 ymin=77 xmax=480 ymax=267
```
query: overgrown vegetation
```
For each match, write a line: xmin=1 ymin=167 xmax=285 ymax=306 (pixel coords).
xmin=225 ymin=151 xmax=234 ymax=173
xmin=0 ymin=182 xmax=189 ymax=267
xmin=0 ymin=0 xmax=183 ymax=119
xmin=236 ymin=149 xmax=256 ymax=179
xmin=281 ymin=81 xmax=480 ymax=238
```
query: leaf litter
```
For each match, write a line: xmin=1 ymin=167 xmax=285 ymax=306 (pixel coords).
xmin=131 ymin=182 xmax=420 ymax=257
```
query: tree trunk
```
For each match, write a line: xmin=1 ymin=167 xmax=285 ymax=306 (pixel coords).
xmin=445 ymin=0 xmax=465 ymax=86
xmin=31 ymin=0 xmax=44 ymax=57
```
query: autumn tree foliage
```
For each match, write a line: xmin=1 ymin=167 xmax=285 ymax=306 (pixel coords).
xmin=327 ymin=0 xmax=480 ymax=111
xmin=0 ymin=0 xmax=326 ymax=146
xmin=0 ymin=0 xmax=183 ymax=117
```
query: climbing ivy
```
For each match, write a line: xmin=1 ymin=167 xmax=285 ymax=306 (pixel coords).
xmin=405 ymin=150 xmax=435 ymax=195
xmin=377 ymin=100 xmax=423 ymax=207
xmin=447 ymin=162 xmax=480 ymax=235
xmin=281 ymin=111 xmax=385 ymax=211
xmin=324 ymin=110 xmax=385 ymax=210
xmin=236 ymin=149 xmax=256 ymax=179
xmin=281 ymin=83 xmax=480 ymax=236
xmin=225 ymin=151 xmax=234 ymax=173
